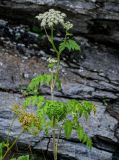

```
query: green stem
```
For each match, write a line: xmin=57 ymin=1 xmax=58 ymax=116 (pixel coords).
xmin=44 ymin=26 xmax=62 ymax=160
xmin=50 ymin=38 xmax=61 ymax=87
xmin=2 ymin=130 xmax=24 ymax=160
xmin=53 ymin=118 xmax=57 ymax=160
xmin=44 ymin=27 xmax=61 ymax=90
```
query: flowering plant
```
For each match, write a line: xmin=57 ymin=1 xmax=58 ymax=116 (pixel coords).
xmin=13 ymin=9 xmax=96 ymax=160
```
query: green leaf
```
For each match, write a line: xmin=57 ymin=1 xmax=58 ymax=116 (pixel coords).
xmin=10 ymin=155 xmax=29 ymax=160
xmin=48 ymin=63 xmax=55 ymax=69
xmin=59 ymin=39 xmax=80 ymax=52
xmin=81 ymin=101 xmax=96 ymax=115
xmin=45 ymin=100 xmax=67 ymax=121
xmin=27 ymin=74 xmax=52 ymax=94
xmin=66 ymin=32 xmax=72 ymax=36
xmin=64 ymin=120 xmax=72 ymax=139
xmin=67 ymin=100 xmax=96 ymax=120
xmin=56 ymin=79 xmax=62 ymax=91
xmin=17 ymin=155 xmax=29 ymax=160
xmin=83 ymin=111 xmax=89 ymax=120
xmin=32 ymin=26 xmax=41 ymax=34
xmin=68 ymin=40 xmax=80 ymax=51
xmin=82 ymin=134 xmax=88 ymax=143
xmin=0 ymin=143 xmax=3 ymax=160
xmin=76 ymin=125 xmax=92 ymax=149
xmin=86 ymin=138 xmax=92 ymax=149
xmin=23 ymin=96 xmax=45 ymax=108
xmin=59 ymin=41 xmax=66 ymax=52
xmin=76 ymin=126 xmax=84 ymax=141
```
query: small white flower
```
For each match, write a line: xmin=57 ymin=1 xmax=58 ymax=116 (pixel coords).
xmin=41 ymin=21 xmax=46 ymax=27
xmin=61 ymin=13 xmax=66 ymax=17
xmin=48 ymin=22 xmax=53 ymax=27
xmin=54 ymin=20 xmax=58 ymax=25
xmin=59 ymin=18 xmax=64 ymax=24
xmin=49 ymin=9 xmax=55 ymax=12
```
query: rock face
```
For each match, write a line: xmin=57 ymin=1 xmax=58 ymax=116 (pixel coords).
xmin=0 ymin=0 xmax=119 ymax=160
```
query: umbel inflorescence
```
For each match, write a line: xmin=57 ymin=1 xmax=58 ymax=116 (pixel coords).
xmin=36 ymin=9 xmax=73 ymax=30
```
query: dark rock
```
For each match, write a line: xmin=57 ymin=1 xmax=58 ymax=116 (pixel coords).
xmin=0 ymin=19 xmax=7 ymax=28
xmin=0 ymin=0 xmax=119 ymax=46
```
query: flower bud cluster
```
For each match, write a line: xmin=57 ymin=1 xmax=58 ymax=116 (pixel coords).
xmin=12 ymin=104 xmax=40 ymax=131
xmin=36 ymin=9 xmax=73 ymax=30
xmin=63 ymin=21 xmax=73 ymax=30
xmin=47 ymin=57 xmax=57 ymax=64
xmin=19 ymin=112 xmax=40 ymax=131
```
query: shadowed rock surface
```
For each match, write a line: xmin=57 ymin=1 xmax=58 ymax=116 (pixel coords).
xmin=0 ymin=0 xmax=119 ymax=159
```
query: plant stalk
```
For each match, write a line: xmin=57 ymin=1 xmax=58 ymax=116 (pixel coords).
xmin=45 ymin=26 xmax=62 ymax=160
xmin=2 ymin=130 xmax=23 ymax=160
xmin=53 ymin=118 xmax=57 ymax=160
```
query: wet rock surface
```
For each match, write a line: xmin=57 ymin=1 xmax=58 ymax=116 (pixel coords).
xmin=0 ymin=0 xmax=119 ymax=160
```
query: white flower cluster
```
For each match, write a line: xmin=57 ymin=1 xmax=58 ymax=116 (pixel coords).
xmin=63 ymin=21 xmax=73 ymax=30
xmin=36 ymin=9 xmax=66 ymax=27
xmin=47 ymin=57 xmax=57 ymax=64
xmin=36 ymin=9 xmax=73 ymax=30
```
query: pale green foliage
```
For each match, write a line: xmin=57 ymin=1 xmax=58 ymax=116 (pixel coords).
xmin=67 ymin=100 xmax=96 ymax=120
xmin=26 ymin=73 xmax=62 ymax=95
xmin=45 ymin=100 xmax=67 ymax=121
xmin=24 ymin=96 xmax=45 ymax=108
xmin=27 ymin=74 xmax=52 ymax=94
xmin=59 ymin=39 xmax=80 ymax=52
xmin=76 ymin=125 xmax=92 ymax=148
xmin=64 ymin=120 xmax=72 ymax=139
xmin=22 ymin=92 xmax=96 ymax=149
xmin=11 ymin=155 xmax=29 ymax=160
xmin=16 ymin=155 xmax=29 ymax=160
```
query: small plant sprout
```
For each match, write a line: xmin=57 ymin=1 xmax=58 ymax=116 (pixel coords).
xmin=13 ymin=9 xmax=96 ymax=160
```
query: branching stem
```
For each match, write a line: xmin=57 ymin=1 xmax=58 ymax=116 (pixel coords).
xmin=2 ymin=130 xmax=24 ymax=160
